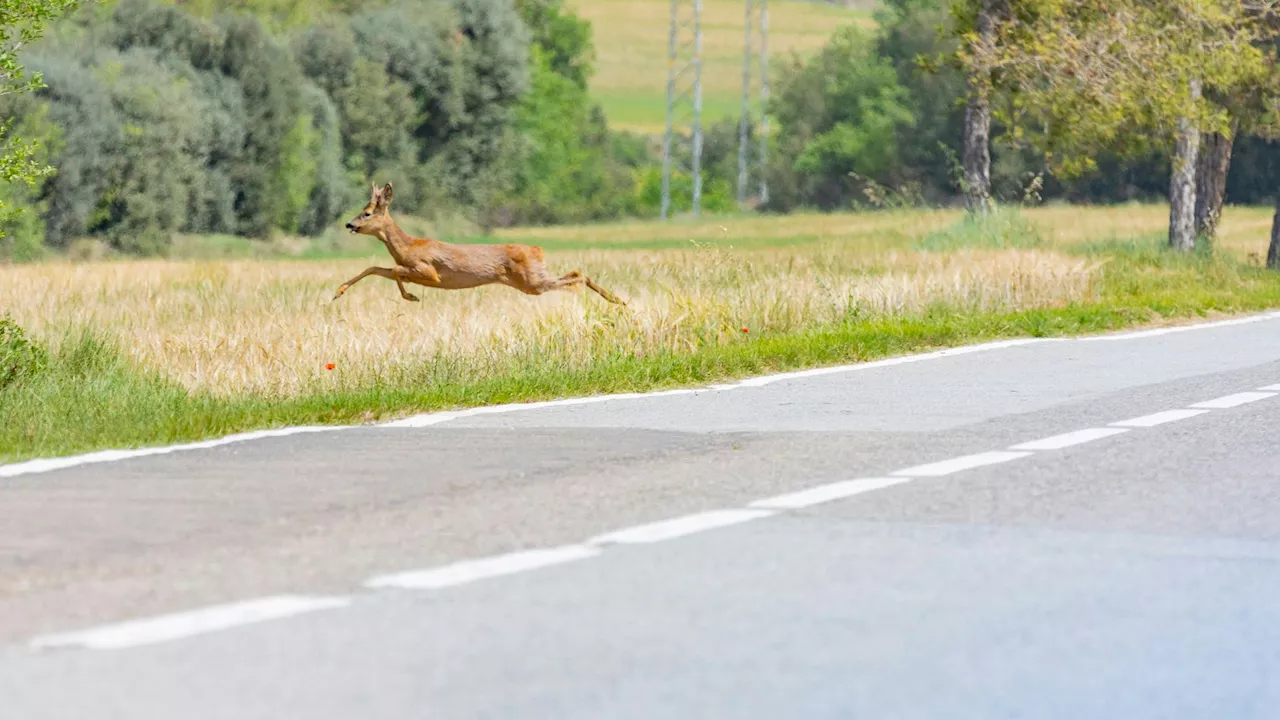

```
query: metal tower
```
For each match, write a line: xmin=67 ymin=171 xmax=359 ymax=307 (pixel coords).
xmin=737 ymin=0 xmax=769 ymax=208
xmin=660 ymin=0 xmax=704 ymax=220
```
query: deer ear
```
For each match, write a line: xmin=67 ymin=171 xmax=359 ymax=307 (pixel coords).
xmin=381 ymin=183 xmax=394 ymax=206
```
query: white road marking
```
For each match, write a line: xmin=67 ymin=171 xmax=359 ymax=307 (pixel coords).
xmin=1189 ymin=392 xmax=1278 ymax=409
xmin=750 ymin=478 xmax=911 ymax=510
xmin=1260 ymin=384 xmax=1280 ymax=391
xmin=30 ymin=596 xmax=349 ymax=651
xmin=722 ymin=339 xmax=1055 ymax=389
xmin=1110 ymin=409 xmax=1211 ymax=427
xmin=7 ymin=311 xmax=1280 ymax=478
xmin=1010 ymin=427 xmax=1130 ymax=451
xmin=893 ymin=451 xmax=1031 ymax=478
xmin=382 ymin=390 xmax=702 ymax=428
xmin=365 ymin=545 xmax=601 ymax=590
xmin=588 ymin=509 xmax=775 ymax=545
xmin=1077 ymin=310 xmax=1280 ymax=341
xmin=0 ymin=426 xmax=350 ymax=479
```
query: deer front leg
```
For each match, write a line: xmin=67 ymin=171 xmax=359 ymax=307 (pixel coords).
xmin=333 ymin=266 xmax=411 ymax=301
xmin=391 ymin=266 xmax=420 ymax=302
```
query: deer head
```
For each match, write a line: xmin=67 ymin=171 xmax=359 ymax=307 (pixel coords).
xmin=345 ymin=182 xmax=395 ymax=236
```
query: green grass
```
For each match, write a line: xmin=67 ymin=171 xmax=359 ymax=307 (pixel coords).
xmin=6 ymin=235 xmax=1280 ymax=463
xmin=914 ymin=208 xmax=1045 ymax=252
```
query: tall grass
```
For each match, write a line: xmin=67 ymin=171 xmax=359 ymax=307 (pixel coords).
xmin=0 ymin=247 xmax=1094 ymax=396
xmin=4 ymin=204 xmax=1280 ymax=462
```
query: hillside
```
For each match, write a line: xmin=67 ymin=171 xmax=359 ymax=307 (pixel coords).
xmin=567 ymin=0 xmax=873 ymax=132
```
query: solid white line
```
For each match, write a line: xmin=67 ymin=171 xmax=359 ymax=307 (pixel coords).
xmin=1010 ymin=427 xmax=1129 ymax=451
xmin=1260 ymin=384 xmax=1280 ymax=392
xmin=1110 ymin=409 xmax=1211 ymax=428
xmin=383 ymin=339 xmax=1055 ymax=426
xmin=382 ymin=389 xmax=701 ymax=428
xmin=1189 ymin=392 xmax=1277 ymax=409
xmin=1077 ymin=310 xmax=1280 ymax=341
xmin=588 ymin=509 xmax=775 ymax=545
xmin=365 ymin=545 xmax=601 ymax=590
xmin=0 ymin=426 xmax=350 ymax=479
xmin=893 ymin=451 xmax=1031 ymax=478
xmin=723 ymin=339 xmax=1056 ymax=389
xmin=30 ymin=596 xmax=349 ymax=651
xmin=8 ymin=312 xmax=1280 ymax=478
xmin=749 ymin=478 xmax=911 ymax=510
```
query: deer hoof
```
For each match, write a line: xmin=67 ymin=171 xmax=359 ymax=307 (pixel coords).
xmin=403 ymin=293 xmax=420 ymax=302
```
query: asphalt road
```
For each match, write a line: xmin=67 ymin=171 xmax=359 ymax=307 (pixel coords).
xmin=3 ymin=316 xmax=1280 ymax=718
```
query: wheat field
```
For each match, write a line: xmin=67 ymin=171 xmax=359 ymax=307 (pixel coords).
xmin=3 ymin=247 xmax=1093 ymax=396
xmin=6 ymin=204 xmax=1276 ymax=399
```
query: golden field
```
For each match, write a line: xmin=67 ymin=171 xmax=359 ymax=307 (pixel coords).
xmin=10 ymin=203 xmax=1276 ymax=399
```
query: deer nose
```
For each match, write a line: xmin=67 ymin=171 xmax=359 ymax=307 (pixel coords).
xmin=345 ymin=222 xmax=355 ymax=230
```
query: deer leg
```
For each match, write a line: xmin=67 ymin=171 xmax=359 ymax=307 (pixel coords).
xmin=550 ymin=270 xmax=626 ymax=306
xmin=333 ymin=266 xmax=416 ymax=301
xmin=517 ymin=270 xmax=626 ymax=305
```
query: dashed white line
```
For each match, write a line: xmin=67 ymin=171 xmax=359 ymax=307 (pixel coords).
xmin=30 ymin=595 xmax=349 ymax=651
xmin=1189 ymin=392 xmax=1278 ymax=409
xmin=1010 ymin=427 xmax=1130 ymax=451
xmin=893 ymin=451 xmax=1031 ymax=478
xmin=1260 ymin=384 xmax=1280 ymax=392
xmin=749 ymin=478 xmax=911 ymax=510
xmin=588 ymin=509 xmax=775 ymax=545
xmin=365 ymin=545 xmax=601 ymax=590
xmin=1110 ymin=409 xmax=1211 ymax=428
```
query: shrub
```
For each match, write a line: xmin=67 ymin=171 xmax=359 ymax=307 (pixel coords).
xmin=0 ymin=316 xmax=48 ymax=390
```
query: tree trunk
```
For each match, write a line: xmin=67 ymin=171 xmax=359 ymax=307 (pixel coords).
xmin=1193 ymin=118 xmax=1237 ymax=243
xmin=962 ymin=0 xmax=999 ymax=215
xmin=963 ymin=89 xmax=991 ymax=214
xmin=1269 ymin=194 xmax=1280 ymax=270
xmin=1169 ymin=79 xmax=1202 ymax=252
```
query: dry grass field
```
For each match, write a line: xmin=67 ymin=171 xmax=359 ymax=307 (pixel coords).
xmin=5 ymin=203 xmax=1280 ymax=462
xmin=1 ymin=248 xmax=1093 ymax=396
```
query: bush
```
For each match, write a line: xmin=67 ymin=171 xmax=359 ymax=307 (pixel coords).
xmin=767 ymin=24 xmax=915 ymax=212
xmin=0 ymin=316 xmax=48 ymax=390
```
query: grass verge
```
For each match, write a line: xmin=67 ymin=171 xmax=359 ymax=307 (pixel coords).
xmin=4 ymin=238 xmax=1280 ymax=463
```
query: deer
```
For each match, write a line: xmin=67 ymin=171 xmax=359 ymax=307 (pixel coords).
xmin=333 ymin=183 xmax=626 ymax=306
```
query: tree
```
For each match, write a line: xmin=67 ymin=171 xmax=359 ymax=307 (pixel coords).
xmin=958 ymin=0 xmax=1275 ymax=251
xmin=955 ymin=0 xmax=1007 ymax=214
xmin=0 ymin=0 xmax=80 ymax=237
xmin=767 ymin=25 xmax=915 ymax=211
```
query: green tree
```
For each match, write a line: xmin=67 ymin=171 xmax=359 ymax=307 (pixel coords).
xmin=0 ymin=0 xmax=80 ymax=239
xmin=767 ymin=25 xmax=915 ymax=211
xmin=514 ymin=0 xmax=593 ymax=90
xmin=956 ymin=0 xmax=1276 ymax=250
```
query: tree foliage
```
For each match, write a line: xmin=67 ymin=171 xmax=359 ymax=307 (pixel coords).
xmin=0 ymin=0 xmax=79 ymax=241
xmin=955 ymin=0 xmax=1278 ymax=177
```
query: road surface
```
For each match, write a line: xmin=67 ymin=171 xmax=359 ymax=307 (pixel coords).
xmin=3 ymin=316 xmax=1280 ymax=719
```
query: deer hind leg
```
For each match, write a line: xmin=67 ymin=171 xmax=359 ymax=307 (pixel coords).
xmin=530 ymin=269 xmax=626 ymax=306
xmin=333 ymin=266 xmax=420 ymax=302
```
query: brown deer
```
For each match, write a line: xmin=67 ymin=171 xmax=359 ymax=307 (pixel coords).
xmin=334 ymin=183 xmax=625 ymax=305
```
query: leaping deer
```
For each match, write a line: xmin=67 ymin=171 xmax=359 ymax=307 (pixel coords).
xmin=334 ymin=183 xmax=625 ymax=305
